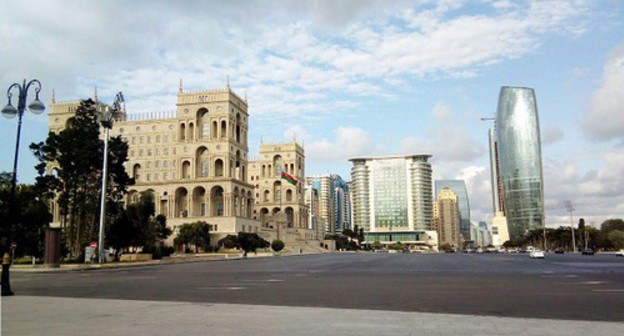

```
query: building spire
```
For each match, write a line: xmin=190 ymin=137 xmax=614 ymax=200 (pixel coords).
xmin=51 ymin=89 xmax=55 ymax=104
xmin=226 ymin=75 xmax=230 ymax=90
xmin=94 ymin=85 xmax=98 ymax=102
xmin=179 ymin=78 xmax=183 ymax=93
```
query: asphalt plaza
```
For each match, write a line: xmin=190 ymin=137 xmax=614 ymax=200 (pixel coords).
xmin=3 ymin=252 xmax=624 ymax=335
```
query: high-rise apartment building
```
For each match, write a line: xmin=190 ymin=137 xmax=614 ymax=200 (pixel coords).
xmin=434 ymin=180 xmax=470 ymax=241
xmin=305 ymin=174 xmax=351 ymax=236
xmin=304 ymin=185 xmax=324 ymax=239
xmin=349 ymin=155 xmax=437 ymax=247
xmin=495 ymin=86 xmax=545 ymax=238
xmin=433 ymin=188 xmax=461 ymax=247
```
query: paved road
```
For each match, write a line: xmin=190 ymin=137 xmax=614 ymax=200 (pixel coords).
xmin=8 ymin=252 xmax=624 ymax=322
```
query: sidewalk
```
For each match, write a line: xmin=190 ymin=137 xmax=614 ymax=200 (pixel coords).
xmin=11 ymin=251 xmax=314 ymax=273
xmin=4 ymin=296 xmax=623 ymax=336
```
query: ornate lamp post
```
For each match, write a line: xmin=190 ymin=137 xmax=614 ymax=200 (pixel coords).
xmin=97 ymin=92 xmax=124 ymax=263
xmin=1 ymin=79 xmax=45 ymax=296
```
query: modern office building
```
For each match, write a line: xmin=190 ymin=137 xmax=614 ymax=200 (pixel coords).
xmin=435 ymin=180 xmax=470 ymax=241
xmin=349 ymin=155 xmax=437 ymax=248
xmin=495 ymin=86 xmax=545 ymax=238
xmin=305 ymin=174 xmax=351 ymax=236
xmin=433 ymin=188 xmax=461 ymax=247
xmin=471 ymin=221 xmax=492 ymax=247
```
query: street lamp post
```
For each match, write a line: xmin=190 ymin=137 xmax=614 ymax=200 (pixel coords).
xmin=1 ymin=79 xmax=45 ymax=296
xmin=97 ymin=92 xmax=124 ymax=263
xmin=564 ymin=201 xmax=576 ymax=252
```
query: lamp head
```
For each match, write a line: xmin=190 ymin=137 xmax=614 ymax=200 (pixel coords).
xmin=2 ymin=98 xmax=18 ymax=119
xmin=28 ymin=93 xmax=45 ymax=115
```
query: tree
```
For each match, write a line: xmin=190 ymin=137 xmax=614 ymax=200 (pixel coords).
xmin=271 ymin=239 xmax=285 ymax=252
xmin=608 ymin=230 xmax=624 ymax=250
xmin=601 ymin=219 xmax=624 ymax=234
xmin=371 ymin=241 xmax=383 ymax=250
xmin=0 ymin=173 xmax=51 ymax=258
xmin=174 ymin=221 xmax=211 ymax=252
xmin=218 ymin=235 xmax=239 ymax=249
xmin=30 ymin=99 xmax=131 ymax=256
xmin=237 ymin=232 xmax=269 ymax=256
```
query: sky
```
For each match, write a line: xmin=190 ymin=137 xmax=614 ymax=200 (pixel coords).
xmin=1 ymin=0 xmax=623 ymax=227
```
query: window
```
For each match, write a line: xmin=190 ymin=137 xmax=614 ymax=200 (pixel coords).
xmin=139 ymin=149 xmax=143 ymax=157
xmin=202 ymin=122 xmax=209 ymax=139
xmin=147 ymin=149 xmax=152 ymax=156
xmin=163 ymin=172 xmax=168 ymax=180
xmin=140 ymin=136 xmax=144 ymax=144
xmin=156 ymin=135 xmax=160 ymax=142
xmin=132 ymin=137 xmax=136 ymax=145
xmin=155 ymin=161 xmax=160 ymax=168
xmin=201 ymin=161 xmax=209 ymax=177
xmin=147 ymin=136 xmax=151 ymax=144
xmin=164 ymin=148 xmax=169 ymax=155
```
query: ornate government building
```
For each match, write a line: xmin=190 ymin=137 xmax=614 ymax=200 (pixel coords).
xmin=48 ymin=83 xmax=326 ymax=250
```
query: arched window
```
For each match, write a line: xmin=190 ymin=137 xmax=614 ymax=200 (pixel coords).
xmin=263 ymin=190 xmax=270 ymax=202
xmin=201 ymin=161 xmax=209 ymax=177
xmin=215 ymin=159 xmax=224 ymax=177
xmin=179 ymin=123 xmax=186 ymax=141
xmin=220 ymin=120 xmax=227 ymax=138
xmin=202 ymin=122 xmax=209 ymax=139
xmin=212 ymin=121 xmax=218 ymax=139
xmin=286 ymin=189 xmax=293 ymax=202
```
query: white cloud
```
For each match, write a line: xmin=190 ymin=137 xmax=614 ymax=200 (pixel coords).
xmin=542 ymin=126 xmax=564 ymax=146
xmin=432 ymin=103 xmax=453 ymax=121
xmin=584 ymin=43 xmax=624 ymax=141
xmin=307 ymin=126 xmax=384 ymax=164
xmin=401 ymin=125 xmax=485 ymax=162
xmin=0 ymin=0 xmax=595 ymax=123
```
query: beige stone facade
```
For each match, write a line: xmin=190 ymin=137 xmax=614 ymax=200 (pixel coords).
xmin=434 ymin=188 xmax=461 ymax=247
xmin=248 ymin=142 xmax=316 ymax=239
xmin=47 ymin=84 xmax=329 ymax=252
xmin=49 ymin=85 xmax=263 ymax=246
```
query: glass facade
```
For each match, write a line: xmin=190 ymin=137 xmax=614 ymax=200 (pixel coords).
xmin=372 ymin=159 xmax=408 ymax=228
xmin=435 ymin=180 xmax=470 ymax=240
xmin=349 ymin=155 xmax=433 ymax=238
xmin=496 ymin=86 xmax=545 ymax=238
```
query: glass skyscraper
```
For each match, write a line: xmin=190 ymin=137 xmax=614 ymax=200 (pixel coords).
xmin=435 ymin=180 xmax=470 ymax=241
xmin=495 ymin=86 xmax=545 ymax=238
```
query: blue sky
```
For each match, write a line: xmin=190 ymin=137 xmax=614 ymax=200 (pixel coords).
xmin=1 ymin=0 xmax=623 ymax=226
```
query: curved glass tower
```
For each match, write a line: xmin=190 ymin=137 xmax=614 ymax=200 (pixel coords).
xmin=496 ymin=86 xmax=545 ymax=238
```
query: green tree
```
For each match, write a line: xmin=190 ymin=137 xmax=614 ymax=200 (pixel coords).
xmin=0 ymin=173 xmax=52 ymax=258
xmin=371 ymin=241 xmax=383 ymax=250
xmin=608 ymin=230 xmax=624 ymax=250
xmin=271 ymin=239 xmax=285 ymax=252
xmin=601 ymin=219 xmax=624 ymax=234
xmin=237 ymin=232 xmax=269 ymax=256
xmin=30 ymin=99 xmax=131 ymax=256
xmin=174 ymin=221 xmax=211 ymax=252
xmin=218 ymin=235 xmax=239 ymax=249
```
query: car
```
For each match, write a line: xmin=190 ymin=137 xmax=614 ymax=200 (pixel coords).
xmin=554 ymin=248 xmax=565 ymax=254
xmin=530 ymin=249 xmax=545 ymax=259
xmin=615 ymin=249 xmax=624 ymax=257
xmin=581 ymin=249 xmax=595 ymax=255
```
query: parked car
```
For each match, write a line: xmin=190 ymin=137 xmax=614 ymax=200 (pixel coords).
xmin=530 ymin=249 xmax=545 ymax=259
xmin=615 ymin=249 xmax=624 ymax=257
xmin=582 ymin=248 xmax=595 ymax=255
xmin=554 ymin=248 xmax=565 ymax=254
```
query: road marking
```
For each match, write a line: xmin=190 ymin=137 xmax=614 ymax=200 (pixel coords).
xmin=197 ymin=286 xmax=248 ymax=290
xmin=580 ymin=281 xmax=606 ymax=285
xmin=241 ymin=279 xmax=284 ymax=282
xmin=51 ymin=284 xmax=96 ymax=287
xmin=593 ymin=289 xmax=624 ymax=292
